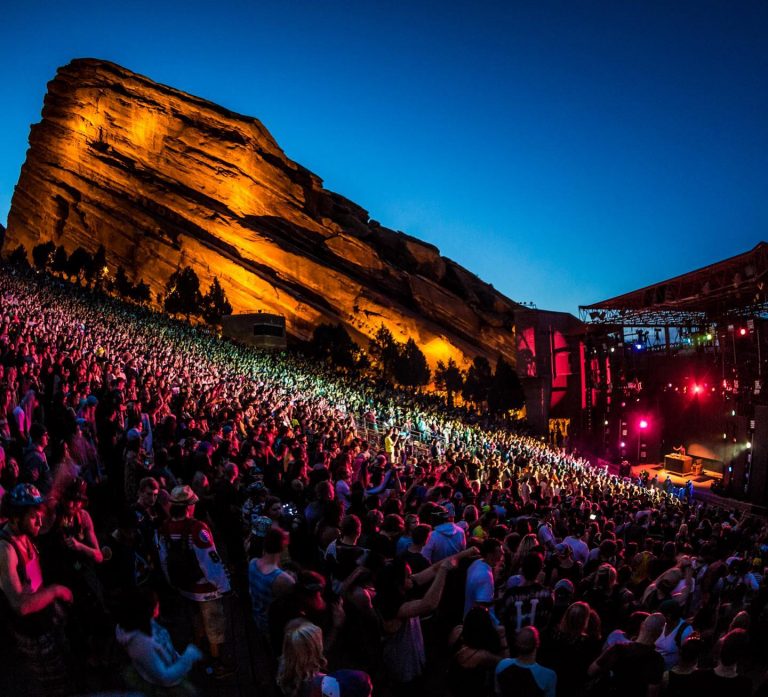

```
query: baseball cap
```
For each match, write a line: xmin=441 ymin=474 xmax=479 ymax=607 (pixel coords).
xmin=6 ymin=483 xmax=44 ymax=507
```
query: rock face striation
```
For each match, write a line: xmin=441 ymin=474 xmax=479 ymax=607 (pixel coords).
xmin=6 ymin=59 xmax=520 ymax=366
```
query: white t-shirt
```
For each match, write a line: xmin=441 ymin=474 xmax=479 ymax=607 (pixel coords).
xmin=464 ymin=558 xmax=494 ymax=617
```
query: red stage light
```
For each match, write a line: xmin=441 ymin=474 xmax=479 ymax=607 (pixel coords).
xmin=639 ymin=419 xmax=648 ymax=429
xmin=692 ymin=385 xmax=702 ymax=394
xmin=739 ymin=328 xmax=747 ymax=336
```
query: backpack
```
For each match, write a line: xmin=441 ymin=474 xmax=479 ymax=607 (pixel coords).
xmin=718 ymin=575 xmax=747 ymax=609
xmin=163 ymin=520 xmax=204 ymax=589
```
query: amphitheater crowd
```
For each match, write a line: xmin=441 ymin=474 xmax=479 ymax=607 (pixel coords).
xmin=0 ymin=266 xmax=767 ymax=697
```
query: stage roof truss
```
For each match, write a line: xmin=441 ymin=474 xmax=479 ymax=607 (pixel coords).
xmin=580 ymin=242 xmax=768 ymax=327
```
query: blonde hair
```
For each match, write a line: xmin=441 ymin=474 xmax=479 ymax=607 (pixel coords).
xmin=511 ymin=533 xmax=539 ymax=572
xmin=276 ymin=619 xmax=327 ymax=697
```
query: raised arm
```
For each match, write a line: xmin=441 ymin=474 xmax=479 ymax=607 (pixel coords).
xmin=397 ymin=562 xmax=449 ymax=618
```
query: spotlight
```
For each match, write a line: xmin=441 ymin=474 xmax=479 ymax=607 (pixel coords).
xmin=739 ymin=328 xmax=747 ymax=336
xmin=639 ymin=419 xmax=648 ymax=429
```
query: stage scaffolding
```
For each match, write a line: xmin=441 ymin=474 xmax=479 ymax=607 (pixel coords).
xmin=580 ymin=242 xmax=768 ymax=328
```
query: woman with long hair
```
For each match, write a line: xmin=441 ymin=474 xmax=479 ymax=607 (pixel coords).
xmin=447 ymin=606 xmax=508 ymax=697
xmin=276 ymin=619 xmax=326 ymax=697
xmin=276 ymin=619 xmax=372 ymax=697
xmin=539 ymin=601 xmax=601 ymax=697
xmin=374 ymin=552 xmax=472 ymax=694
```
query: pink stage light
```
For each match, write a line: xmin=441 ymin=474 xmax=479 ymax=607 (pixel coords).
xmin=692 ymin=384 xmax=702 ymax=394
xmin=739 ymin=328 xmax=747 ymax=336
xmin=639 ymin=419 xmax=648 ymax=429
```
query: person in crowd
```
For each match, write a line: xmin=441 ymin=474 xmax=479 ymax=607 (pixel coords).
xmin=21 ymin=423 xmax=52 ymax=495
xmin=663 ymin=634 xmax=703 ymax=697
xmin=249 ymin=526 xmax=295 ymax=640
xmin=539 ymin=600 xmax=601 ymax=696
xmin=276 ymin=618 xmax=372 ymax=697
xmin=158 ymin=484 xmax=233 ymax=678
xmin=589 ymin=612 xmax=666 ymax=697
xmin=689 ymin=628 xmax=752 ymax=695
xmin=464 ymin=537 xmax=503 ymax=617
xmin=422 ymin=505 xmax=466 ymax=563
xmin=654 ymin=598 xmax=694 ymax=670
xmin=115 ymin=586 xmax=203 ymax=696
xmin=375 ymin=551 xmax=474 ymax=693
xmin=498 ymin=552 xmax=554 ymax=637
xmin=495 ymin=626 xmax=557 ymax=697
xmin=0 ymin=266 xmax=766 ymax=697
xmin=448 ymin=605 xmax=508 ymax=697
xmin=0 ymin=483 xmax=73 ymax=696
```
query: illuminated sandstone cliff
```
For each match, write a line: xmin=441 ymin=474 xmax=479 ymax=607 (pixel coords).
xmin=5 ymin=58 xmax=520 ymax=366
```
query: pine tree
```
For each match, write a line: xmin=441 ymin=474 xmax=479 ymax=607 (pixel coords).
xmin=52 ymin=245 xmax=69 ymax=275
xmin=488 ymin=356 xmax=525 ymax=414
xmin=131 ymin=280 xmax=152 ymax=305
xmin=395 ymin=338 xmax=431 ymax=387
xmin=86 ymin=245 xmax=107 ymax=288
xmin=115 ymin=266 xmax=132 ymax=297
xmin=311 ymin=323 xmax=359 ymax=368
xmin=164 ymin=266 xmax=203 ymax=319
xmin=7 ymin=245 xmax=30 ymax=269
xmin=65 ymin=246 xmax=92 ymax=283
xmin=32 ymin=241 xmax=56 ymax=271
xmin=201 ymin=277 xmax=232 ymax=325
xmin=462 ymin=356 xmax=493 ymax=407
xmin=368 ymin=324 xmax=401 ymax=381
xmin=435 ymin=358 xmax=465 ymax=408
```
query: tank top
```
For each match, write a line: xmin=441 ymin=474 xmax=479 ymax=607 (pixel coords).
xmin=0 ymin=528 xmax=50 ymax=636
xmin=248 ymin=561 xmax=286 ymax=633
xmin=381 ymin=616 xmax=425 ymax=683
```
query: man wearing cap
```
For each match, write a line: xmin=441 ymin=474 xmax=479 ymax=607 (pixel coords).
xmin=422 ymin=505 xmax=467 ymax=564
xmin=158 ymin=484 xmax=233 ymax=677
xmin=0 ymin=483 xmax=73 ymax=695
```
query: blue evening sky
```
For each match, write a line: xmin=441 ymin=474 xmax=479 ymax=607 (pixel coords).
xmin=1 ymin=1 xmax=766 ymax=314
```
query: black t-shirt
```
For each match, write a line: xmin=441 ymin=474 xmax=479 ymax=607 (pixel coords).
xmin=401 ymin=549 xmax=430 ymax=575
xmin=596 ymin=641 xmax=664 ymax=697
xmin=689 ymin=669 xmax=752 ymax=697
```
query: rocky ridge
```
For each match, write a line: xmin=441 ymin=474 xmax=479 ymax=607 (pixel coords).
xmin=5 ymin=59 xmax=520 ymax=366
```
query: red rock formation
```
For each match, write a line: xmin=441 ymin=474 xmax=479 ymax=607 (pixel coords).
xmin=5 ymin=58 xmax=520 ymax=367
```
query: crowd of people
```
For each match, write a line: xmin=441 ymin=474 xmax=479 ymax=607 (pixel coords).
xmin=1 ymin=265 xmax=767 ymax=697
